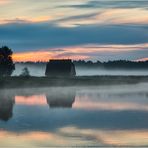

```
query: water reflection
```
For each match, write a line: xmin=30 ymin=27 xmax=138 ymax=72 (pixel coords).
xmin=0 ymin=84 xmax=148 ymax=147
xmin=0 ymin=93 xmax=15 ymax=121
xmin=46 ymin=89 xmax=75 ymax=108
xmin=15 ymin=95 xmax=47 ymax=106
xmin=0 ymin=88 xmax=76 ymax=121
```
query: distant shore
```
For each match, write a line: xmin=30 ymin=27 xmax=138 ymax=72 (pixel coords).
xmin=0 ymin=76 xmax=148 ymax=89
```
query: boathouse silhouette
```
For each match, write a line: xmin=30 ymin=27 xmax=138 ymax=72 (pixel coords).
xmin=45 ymin=59 xmax=76 ymax=77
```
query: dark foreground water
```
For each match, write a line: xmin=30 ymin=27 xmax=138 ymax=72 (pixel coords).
xmin=0 ymin=83 xmax=148 ymax=147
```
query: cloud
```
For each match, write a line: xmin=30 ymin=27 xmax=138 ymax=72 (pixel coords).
xmin=0 ymin=21 xmax=147 ymax=61
xmin=0 ymin=131 xmax=73 ymax=147
xmin=0 ymin=22 xmax=148 ymax=52
xmin=0 ymin=0 xmax=10 ymax=5
xmin=55 ymin=8 xmax=148 ymax=27
xmin=13 ymin=50 xmax=88 ymax=62
xmin=0 ymin=0 xmax=147 ymax=28
xmin=0 ymin=16 xmax=53 ymax=24
xmin=12 ymin=44 xmax=148 ymax=62
xmin=63 ymin=0 xmax=148 ymax=9
xmin=1 ymin=128 xmax=148 ymax=147
xmin=59 ymin=127 xmax=148 ymax=146
xmin=1 ymin=8 xmax=148 ymax=27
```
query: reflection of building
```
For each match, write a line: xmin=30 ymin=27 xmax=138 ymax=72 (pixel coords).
xmin=0 ymin=88 xmax=75 ymax=122
xmin=0 ymin=94 xmax=15 ymax=121
xmin=46 ymin=89 xmax=75 ymax=108
xmin=45 ymin=59 xmax=76 ymax=77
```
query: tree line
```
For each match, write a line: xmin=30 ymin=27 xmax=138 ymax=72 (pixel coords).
xmin=18 ymin=60 xmax=148 ymax=70
xmin=73 ymin=60 xmax=148 ymax=69
xmin=0 ymin=46 xmax=148 ymax=77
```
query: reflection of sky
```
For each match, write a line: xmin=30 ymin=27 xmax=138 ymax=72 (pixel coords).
xmin=0 ymin=129 xmax=148 ymax=147
xmin=0 ymin=84 xmax=148 ymax=146
xmin=15 ymin=95 xmax=47 ymax=106
xmin=0 ymin=0 xmax=148 ymax=61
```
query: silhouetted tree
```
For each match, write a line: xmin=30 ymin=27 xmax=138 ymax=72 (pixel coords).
xmin=0 ymin=46 xmax=15 ymax=76
xmin=20 ymin=67 xmax=30 ymax=77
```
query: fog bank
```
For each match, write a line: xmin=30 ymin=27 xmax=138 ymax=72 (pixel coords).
xmin=13 ymin=63 xmax=148 ymax=76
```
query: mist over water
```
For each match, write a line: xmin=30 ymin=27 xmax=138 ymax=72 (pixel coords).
xmin=13 ymin=63 xmax=46 ymax=76
xmin=13 ymin=63 xmax=148 ymax=76
xmin=3 ymin=63 xmax=148 ymax=147
xmin=76 ymin=67 xmax=148 ymax=76
xmin=0 ymin=83 xmax=148 ymax=147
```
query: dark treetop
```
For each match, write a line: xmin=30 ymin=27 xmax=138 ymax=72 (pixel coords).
xmin=0 ymin=46 xmax=15 ymax=76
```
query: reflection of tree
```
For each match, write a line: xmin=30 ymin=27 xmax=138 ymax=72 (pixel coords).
xmin=0 ymin=93 xmax=15 ymax=121
xmin=46 ymin=89 xmax=75 ymax=108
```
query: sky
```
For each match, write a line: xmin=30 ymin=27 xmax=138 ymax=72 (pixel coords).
xmin=0 ymin=0 xmax=148 ymax=62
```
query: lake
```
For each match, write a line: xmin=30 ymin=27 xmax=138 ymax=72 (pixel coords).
xmin=0 ymin=83 xmax=148 ymax=147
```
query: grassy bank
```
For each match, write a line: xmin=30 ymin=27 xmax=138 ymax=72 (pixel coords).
xmin=0 ymin=76 xmax=148 ymax=89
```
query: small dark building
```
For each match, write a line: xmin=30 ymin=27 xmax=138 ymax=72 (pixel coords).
xmin=45 ymin=59 xmax=76 ymax=77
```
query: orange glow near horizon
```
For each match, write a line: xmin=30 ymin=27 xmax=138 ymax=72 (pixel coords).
xmin=12 ymin=44 xmax=148 ymax=62
xmin=12 ymin=49 xmax=89 ymax=62
xmin=13 ymin=51 xmax=54 ymax=62
xmin=0 ymin=0 xmax=10 ymax=5
xmin=136 ymin=57 xmax=148 ymax=62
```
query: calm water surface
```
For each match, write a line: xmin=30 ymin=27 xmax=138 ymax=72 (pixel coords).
xmin=0 ymin=83 xmax=148 ymax=147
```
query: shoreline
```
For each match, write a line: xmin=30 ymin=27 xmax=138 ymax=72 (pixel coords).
xmin=0 ymin=76 xmax=148 ymax=89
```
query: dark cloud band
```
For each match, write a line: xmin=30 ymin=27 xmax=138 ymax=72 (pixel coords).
xmin=0 ymin=22 xmax=148 ymax=52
